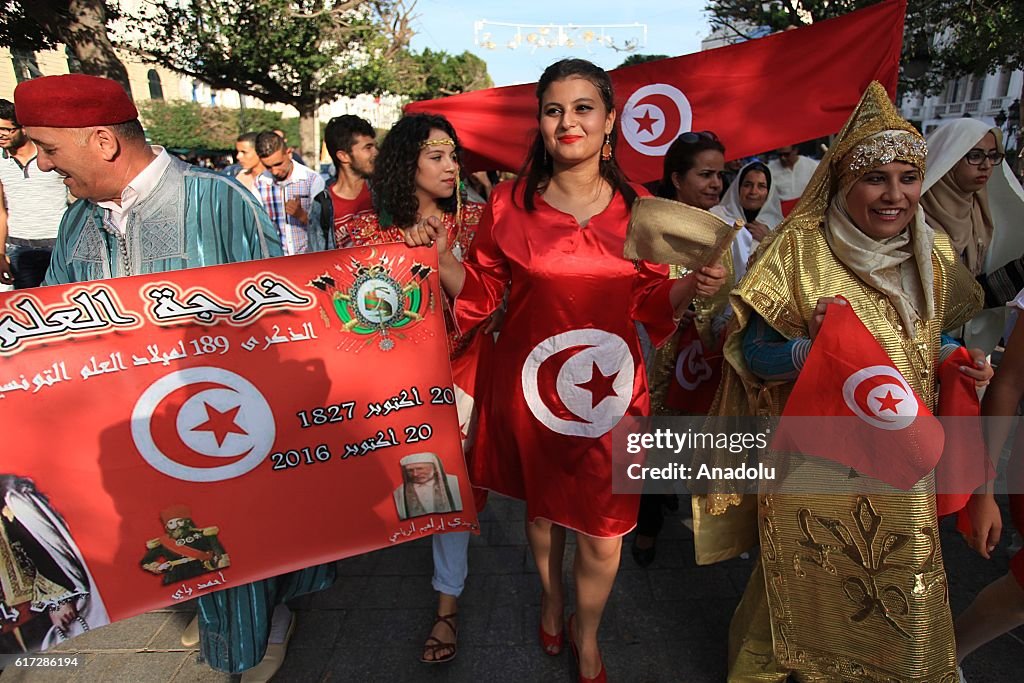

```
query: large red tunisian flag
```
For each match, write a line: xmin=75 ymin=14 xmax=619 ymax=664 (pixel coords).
xmin=772 ymin=299 xmax=945 ymax=490
xmin=405 ymin=0 xmax=906 ymax=182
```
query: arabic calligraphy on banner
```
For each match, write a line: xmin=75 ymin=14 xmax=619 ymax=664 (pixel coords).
xmin=0 ymin=246 xmax=476 ymax=651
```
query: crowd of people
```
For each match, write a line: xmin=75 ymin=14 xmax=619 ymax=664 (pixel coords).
xmin=2 ymin=58 xmax=1024 ymax=683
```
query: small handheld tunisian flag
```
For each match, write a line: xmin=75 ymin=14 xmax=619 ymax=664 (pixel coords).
xmin=772 ymin=299 xmax=944 ymax=489
xmin=406 ymin=0 xmax=906 ymax=181
xmin=665 ymin=323 xmax=724 ymax=415
xmin=935 ymin=346 xmax=995 ymax=516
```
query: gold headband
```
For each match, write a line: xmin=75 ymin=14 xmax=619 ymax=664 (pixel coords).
xmin=420 ymin=138 xmax=456 ymax=149
xmin=838 ymin=130 xmax=927 ymax=184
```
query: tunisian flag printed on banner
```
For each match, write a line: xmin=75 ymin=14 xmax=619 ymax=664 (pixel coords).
xmin=935 ymin=346 xmax=995 ymax=516
xmin=665 ymin=323 xmax=724 ymax=415
xmin=405 ymin=0 xmax=906 ymax=181
xmin=0 ymin=246 xmax=476 ymax=652
xmin=772 ymin=299 xmax=944 ymax=490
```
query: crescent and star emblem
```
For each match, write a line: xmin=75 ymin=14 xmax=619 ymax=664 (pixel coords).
xmin=675 ymin=339 xmax=713 ymax=391
xmin=521 ymin=329 xmax=633 ymax=438
xmin=131 ymin=367 xmax=275 ymax=482
xmin=841 ymin=365 xmax=918 ymax=431
xmin=620 ymin=83 xmax=694 ymax=156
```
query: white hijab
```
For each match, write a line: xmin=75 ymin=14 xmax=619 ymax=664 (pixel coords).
xmin=711 ymin=161 xmax=784 ymax=282
xmin=924 ymin=118 xmax=1024 ymax=274
xmin=924 ymin=118 xmax=1024 ymax=351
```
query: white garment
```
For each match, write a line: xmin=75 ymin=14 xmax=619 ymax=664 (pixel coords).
xmin=97 ymin=147 xmax=172 ymax=234
xmin=767 ymin=155 xmax=819 ymax=201
xmin=710 ymin=161 xmax=784 ymax=284
xmin=0 ymin=146 xmax=68 ymax=240
xmin=392 ymin=474 xmax=463 ymax=520
xmin=924 ymin=119 xmax=1024 ymax=275
xmin=925 ymin=119 xmax=1024 ymax=352
xmin=4 ymin=488 xmax=110 ymax=649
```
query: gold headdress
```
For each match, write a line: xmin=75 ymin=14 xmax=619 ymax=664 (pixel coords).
xmin=759 ymin=81 xmax=926 ymax=241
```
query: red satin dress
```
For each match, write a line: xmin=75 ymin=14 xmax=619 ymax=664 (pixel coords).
xmin=453 ymin=181 xmax=675 ymax=537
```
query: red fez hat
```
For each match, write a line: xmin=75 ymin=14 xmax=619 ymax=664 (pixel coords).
xmin=14 ymin=74 xmax=138 ymax=128
xmin=160 ymin=504 xmax=192 ymax=525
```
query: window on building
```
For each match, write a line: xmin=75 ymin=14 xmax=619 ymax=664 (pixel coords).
xmin=11 ymin=50 xmax=41 ymax=83
xmin=955 ymin=77 xmax=969 ymax=102
xmin=998 ymin=69 xmax=1012 ymax=98
xmin=65 ymin=46 xmax=82 ymax=73
xmin=969 ymin=75 xmax=985 ymax=102
xmin=147 ymin=69 xmax=164 ymax=100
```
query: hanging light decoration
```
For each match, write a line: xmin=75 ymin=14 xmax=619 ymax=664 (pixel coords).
xmin=473 ymin=20 xmax=647 ymax=54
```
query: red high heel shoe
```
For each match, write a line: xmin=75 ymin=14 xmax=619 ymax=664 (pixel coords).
xmin=539 ymin=595 xmax=563 ymax=655
xmin=567 ymin=613 xmax=606 ymax=683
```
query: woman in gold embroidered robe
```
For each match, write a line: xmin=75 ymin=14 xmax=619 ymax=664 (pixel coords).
xmin=704 ymin=82 xmax=988 ymax=682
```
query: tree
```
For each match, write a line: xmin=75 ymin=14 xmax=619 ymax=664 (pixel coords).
xmin=129 ymin=0 xmax=416 ymax=165
xmin=617 ymin=54 xmax=670 ymax=69
xmin=0 ymin=0 xmax=131 ymax=93
xmin=395 ymin=48 xmax=493 ymax=101
xmin=137 ymin=100 xmax=296 ymax=151
xmin=704 ymin=1 xmax=1024 ymax=132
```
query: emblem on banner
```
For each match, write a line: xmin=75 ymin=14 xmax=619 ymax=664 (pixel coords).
xmin=841 ymin=365 xmax=918 ymax=430
xmin=309 ymin=253 xmax=434 ymax=351
xmin=521 ymin=329 xmax=633 ymax=438
xmin=675 ymin=338 xmax=713 ymax=390
xmin=131 ymin=367 xmax=276 ymax=482
xmin=620 ymin=83 xmax=693 ymax=157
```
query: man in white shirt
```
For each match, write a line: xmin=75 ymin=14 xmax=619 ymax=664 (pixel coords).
xmin=767 ymin=144 xmax=819 ymax=202
xmin=254 ymin=132 xmax=332 ymax=255
xmin=0 ymin=99 xmax=68 ymax=288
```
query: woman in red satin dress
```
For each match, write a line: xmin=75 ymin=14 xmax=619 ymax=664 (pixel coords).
xmin=406 ymin=59 xmax=725 ymax=681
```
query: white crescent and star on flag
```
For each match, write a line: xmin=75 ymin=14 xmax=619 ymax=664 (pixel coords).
xmin=620 ymin=83 xmax=693 ymax=157
xmin=521 ymin=329 xmax=634 ymax=438
xmin=131 ymin=367 xmax=275 ymax=482
xmin=841 ymin=365 xmax=919 ymax=431
xmin=675 ymin=338 xmax=712 ymax=391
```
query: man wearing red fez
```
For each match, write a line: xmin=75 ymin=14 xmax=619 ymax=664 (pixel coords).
xmin=14 ymin=74 xmax=333 ymax=682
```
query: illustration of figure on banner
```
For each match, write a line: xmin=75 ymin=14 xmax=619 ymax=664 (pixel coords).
xmin=140 ymin=505 xmax=230 ymax=585
xmin=0 ymin=474 xmax=109 ymax=653
xmin=393 ymin=453 xmax=462 ymax=521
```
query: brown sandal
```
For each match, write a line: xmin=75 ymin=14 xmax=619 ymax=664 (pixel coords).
xmin=420 ymin=612 xmax=458 ymax=664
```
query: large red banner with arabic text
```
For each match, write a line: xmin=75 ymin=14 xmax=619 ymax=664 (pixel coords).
xmin=406 ymin=0 xmax=905 ymax=181
xmin=0 ymin=246 xmax=475 ymax=652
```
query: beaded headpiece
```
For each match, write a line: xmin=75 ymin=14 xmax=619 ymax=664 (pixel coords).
xmin=839 ymin=131 xmax=927 ymax=181
xmin=420 ymin=137 xmax=456 ymax=149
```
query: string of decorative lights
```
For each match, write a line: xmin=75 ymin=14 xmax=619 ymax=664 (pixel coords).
xmin=473 ymin=20 xmax=648 ymax=53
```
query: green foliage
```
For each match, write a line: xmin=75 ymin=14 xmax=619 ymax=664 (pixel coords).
xmin=0 ymin=0 xmax=59 ymax=52
xmin=704 ymin=1 xmax=1024 ymax=98
xmin=617 ymin=54 xmax=670 ymax=68
xmin=131 ymin=0 xmax=400 ymax=111
xmin=137 ymin=100 xmax=298 ymax=151
xmin=395 ymin=48 xmax=493 ymax=100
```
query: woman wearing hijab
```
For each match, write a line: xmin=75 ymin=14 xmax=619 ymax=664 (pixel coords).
xmin=922 ymin=118 xmax=1024 ymax=353
xmin=710 ymin=160 xmax=783 ymax=285
xmin=697 ymin=82 xmax=990 ymax=682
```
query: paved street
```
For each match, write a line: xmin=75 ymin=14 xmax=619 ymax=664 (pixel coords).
xmin=1 ymin=494 xmax=1020 ymax=682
